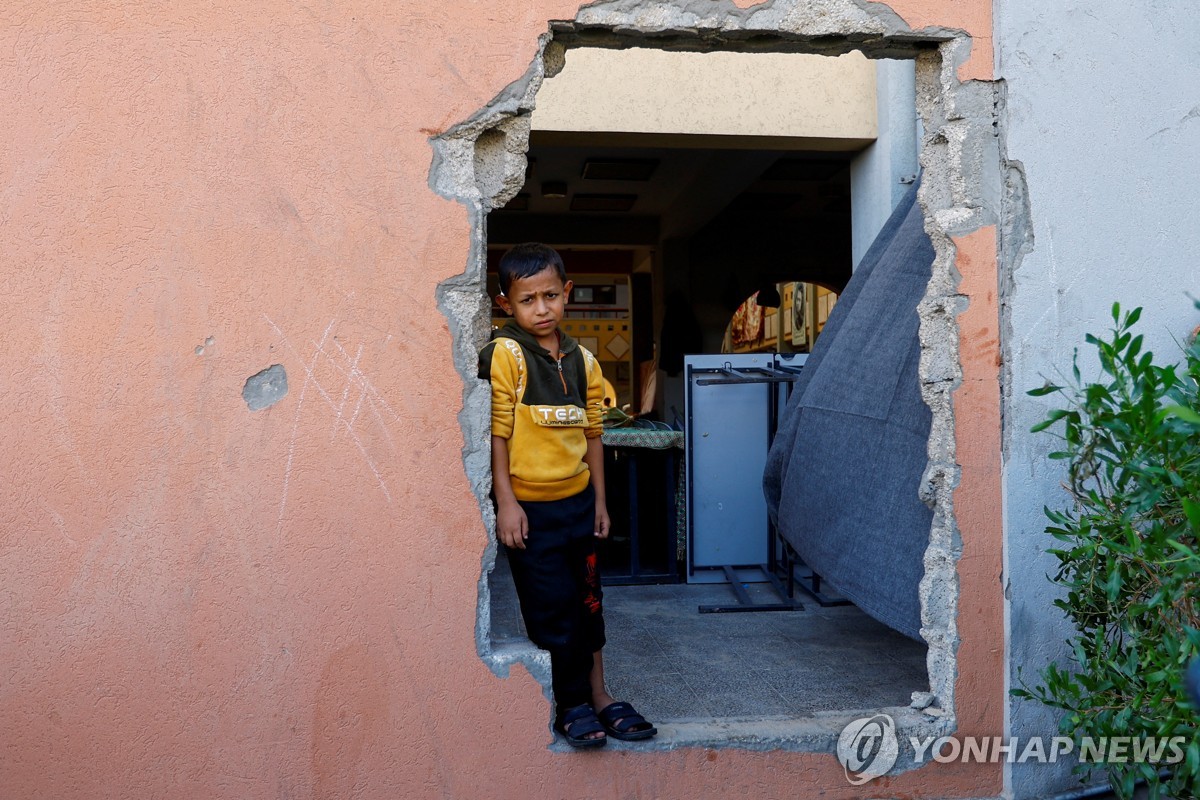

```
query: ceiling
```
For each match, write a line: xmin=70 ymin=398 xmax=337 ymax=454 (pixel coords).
xmin=489 ymin=137 xmax=853 ymax=244
xmin=487 ymin=136 xmax=860 ymax=298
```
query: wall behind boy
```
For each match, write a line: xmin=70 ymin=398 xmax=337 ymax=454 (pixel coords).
xmin=0 ymin=1 xmax=1006 ymax=799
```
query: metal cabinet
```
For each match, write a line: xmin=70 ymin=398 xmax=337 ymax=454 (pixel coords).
xmin=683 ymin=353 xmax=806 ymax=587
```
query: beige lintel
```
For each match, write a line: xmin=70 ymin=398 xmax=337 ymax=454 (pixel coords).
xmin=533 ymin=49 xmax=878 ymax=141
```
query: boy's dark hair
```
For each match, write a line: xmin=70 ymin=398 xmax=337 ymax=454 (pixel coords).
xmin=497 ymin=243 xmax=566 ymax=295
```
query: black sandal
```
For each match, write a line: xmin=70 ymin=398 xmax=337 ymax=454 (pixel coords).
xmin=597 ymin=701 xmax=658 ymax=741
xmin=555 ymin=703 xmax=608 ymax=748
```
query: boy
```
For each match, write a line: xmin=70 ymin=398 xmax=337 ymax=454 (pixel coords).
xmin=478 ymin=243 xmax=657 ymax=748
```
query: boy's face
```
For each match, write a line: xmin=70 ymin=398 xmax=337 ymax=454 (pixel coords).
xmin=497 ymin=265 xmax=573 ymax=341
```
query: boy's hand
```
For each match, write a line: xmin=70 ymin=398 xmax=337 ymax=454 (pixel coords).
xmin=496 ymin=501 xmax=529 ymax=550
xmin=594 ymin=503 xmax=611 ymax=540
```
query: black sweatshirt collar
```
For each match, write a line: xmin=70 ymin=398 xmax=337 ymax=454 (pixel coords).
xmin=496 ymin=319 xmax=579 ymax=359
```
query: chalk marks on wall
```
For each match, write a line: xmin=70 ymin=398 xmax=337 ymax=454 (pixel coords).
xmin=263 ymin=315 xmax=399 ymax=537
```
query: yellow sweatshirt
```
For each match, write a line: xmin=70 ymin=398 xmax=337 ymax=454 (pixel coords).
xmin=478 ymin=321 xmax=605 ymax=502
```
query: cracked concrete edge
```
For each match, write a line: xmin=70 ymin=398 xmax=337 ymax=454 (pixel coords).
xmin=428 ymin=31 xmax=558 ymax=677
xmin=544 ymin=705 xmax=958 ymax=764
xmin=556 ymin=0 xmax=953 ymax=57
xmin=992 ymin=73 xmax=1034 ymax=789
xmin=429 ymin=0 xmax=1002 ymax=745
xmin=913 ymin=33 xmax=1002 ymax=715
xmin=994 ymin=78 xmax=1034 ymax=443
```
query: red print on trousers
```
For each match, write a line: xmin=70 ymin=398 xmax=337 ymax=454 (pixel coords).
xmin=584 ymin=552 xmax=601 ymax=614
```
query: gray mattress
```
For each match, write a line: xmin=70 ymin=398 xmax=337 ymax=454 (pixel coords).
xmin=763 ymin=181 xmax=933 ymax=641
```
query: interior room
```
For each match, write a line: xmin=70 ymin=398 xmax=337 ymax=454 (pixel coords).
xmin=484 ymin=47 xmax=932 ymax=724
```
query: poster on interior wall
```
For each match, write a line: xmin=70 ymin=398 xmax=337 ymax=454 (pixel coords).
xmin=729 ymin=291 xmax=763 ymax=346
xmin=790 ymin=282 xmax=808 ymax=347
xmin=782 ymin=284 xmax=792 ymax=336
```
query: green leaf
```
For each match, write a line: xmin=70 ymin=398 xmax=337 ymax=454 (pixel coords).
xmin=1105 ymin=567 xmax=1123 ymax=602
xmin=1029 ymin=383 xmax=1064 ymax=397
xmin=1164 ymin=405 xmax=1200 ymax=425
xmin=1183 ymin=497 xmax=1200 ymax=534
xmin=1032 ymin=409 xmax=1070 ymax=433
xmin=1125 ymin=306 xmax=1142 ymax=328
xmin=1165 ymin=540 xmax=1197 ymax=559
xmin=1126 ymin=334 xmax=1144 ymax=362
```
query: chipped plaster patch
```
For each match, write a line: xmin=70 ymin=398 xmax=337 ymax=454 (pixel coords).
xmin=243 ymin=364 xmax=289 ymax=411
xmin=430 ymin=0 xmax=1001 ymax=761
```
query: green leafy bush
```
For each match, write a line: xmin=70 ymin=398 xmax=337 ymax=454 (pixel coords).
xmin=1014 ymin=301 xmax=1200 ymax=799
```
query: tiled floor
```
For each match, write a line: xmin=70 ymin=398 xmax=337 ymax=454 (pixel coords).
xmin=490 ymin=552 xmax=928 ymax=721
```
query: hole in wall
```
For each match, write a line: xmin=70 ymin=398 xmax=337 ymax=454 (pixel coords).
xmin=431 ymin=3 xmax=996 ymax=754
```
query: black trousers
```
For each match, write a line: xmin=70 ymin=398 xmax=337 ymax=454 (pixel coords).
xmin=505 ymin=484 xmax=606 ymax=710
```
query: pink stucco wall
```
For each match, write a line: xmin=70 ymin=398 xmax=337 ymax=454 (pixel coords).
xmin=1 ymin=2 xmax=1000 ymax=797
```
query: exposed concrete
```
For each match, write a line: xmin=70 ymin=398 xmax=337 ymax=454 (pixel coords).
xmin=429 ymin=32 xmax=554 ymax=681
xmin=430 ymin=0 xmax=1001 ymax=765
xmin=241 ymin=364 xmax=288 ymax=411
xmin=545 ymin=707 xmax=956 ymax=755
